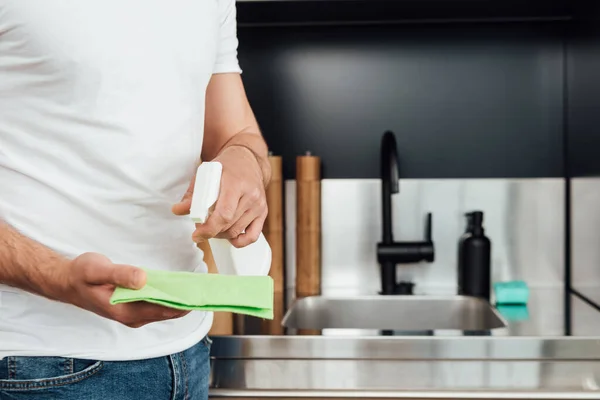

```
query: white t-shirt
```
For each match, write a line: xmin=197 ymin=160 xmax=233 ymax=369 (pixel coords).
xmin=0 ymin=0 xmax=242 ymax=361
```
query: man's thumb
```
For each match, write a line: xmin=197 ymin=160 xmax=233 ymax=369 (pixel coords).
xmin=85 ymin=261 xmax=146 ymax=290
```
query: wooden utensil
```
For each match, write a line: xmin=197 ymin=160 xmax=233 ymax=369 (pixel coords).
xmin=201 ymin=230 xmax=234 ymax=336
xmin=261 ymin=154 xmax=286 ymax=335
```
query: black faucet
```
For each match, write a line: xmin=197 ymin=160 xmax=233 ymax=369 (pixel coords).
xmin=377 ymin=131 xmax=435 ymax=295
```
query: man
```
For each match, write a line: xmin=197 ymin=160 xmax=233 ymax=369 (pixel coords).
xmin=0 ymin=1 xmax=270 ymax=399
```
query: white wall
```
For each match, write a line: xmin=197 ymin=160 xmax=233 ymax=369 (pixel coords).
xmin=285 ymin=178 xmax=565 ymax=297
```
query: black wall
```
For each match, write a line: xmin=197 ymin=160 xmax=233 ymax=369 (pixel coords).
xmin=238 ymin=22 xmax=566 ymax=179
xmin=568 ymin=4 xmax=600 ymax=178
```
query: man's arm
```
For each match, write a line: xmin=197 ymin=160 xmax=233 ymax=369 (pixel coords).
xmin=202 ymin=73 xmax=271 ymax=186
xmin=0 ymin=221 xmax=188 ymax=327
xmin=0 ymin=221 xmax=70 ymax=300
xmin=173 ymin=73 xmax=271 ymax=248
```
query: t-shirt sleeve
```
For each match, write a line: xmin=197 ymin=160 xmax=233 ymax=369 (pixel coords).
xmin=213 ymin=0 xmax=242 ymax=74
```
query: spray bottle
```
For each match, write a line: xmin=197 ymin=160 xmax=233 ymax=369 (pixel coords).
xmin=189 ymin=161 xmax=272 ymax=276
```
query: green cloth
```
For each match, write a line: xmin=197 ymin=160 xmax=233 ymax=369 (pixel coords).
xmin=110 ymin=268 xmax=274 ymax=319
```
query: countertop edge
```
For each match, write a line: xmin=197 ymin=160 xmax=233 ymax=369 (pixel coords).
xmin=209 ymin=389 xmax=600 ymax=399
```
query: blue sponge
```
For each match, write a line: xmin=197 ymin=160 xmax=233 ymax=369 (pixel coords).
xmin=494 ymin=280 xmax=529 ymax=305
xmin=496 ymin=305 xmax=529 ymax=321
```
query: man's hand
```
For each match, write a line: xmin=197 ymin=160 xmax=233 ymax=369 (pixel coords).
xmin=172 ymin=145 xmax=268 ymax=248
xmin=62 ymin=252 xmax=189 ymax=328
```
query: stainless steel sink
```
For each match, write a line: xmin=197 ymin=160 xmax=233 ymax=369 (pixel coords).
xmin=282 ymin=295 xmax=506 ymax=331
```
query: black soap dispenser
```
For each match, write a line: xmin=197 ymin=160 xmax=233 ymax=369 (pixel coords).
xmin=458 ymin=211 xmax=491 ymax=301
xmin=457 ymin=212 xmax=474 ymax=295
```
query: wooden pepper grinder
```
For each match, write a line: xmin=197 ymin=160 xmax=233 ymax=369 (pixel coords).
xmin=260 ymin=154 xmax=285 ymax=335
xmin=295 ymin=152 xmax=321 ymax=335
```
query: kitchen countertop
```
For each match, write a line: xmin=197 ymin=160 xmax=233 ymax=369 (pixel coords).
xmin=208 ymin=288 xmax=600 ymax=399
xmin=209 ymin=337 xmax=600 ymax=399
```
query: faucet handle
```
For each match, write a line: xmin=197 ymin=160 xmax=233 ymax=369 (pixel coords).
xmin=424 ymin=212 xmax=433 ymax=242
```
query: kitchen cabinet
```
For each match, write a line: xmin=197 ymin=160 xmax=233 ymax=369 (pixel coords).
xmin=234 ymin=0 xmax=600 ymax=333
xmin=236 ymin=0 xmax=571 ymax=26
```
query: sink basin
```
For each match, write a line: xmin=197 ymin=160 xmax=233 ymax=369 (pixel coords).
xmin=282 ymin=295 xmax=506 ymax=331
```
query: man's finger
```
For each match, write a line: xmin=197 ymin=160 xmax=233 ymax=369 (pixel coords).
xmin=214 ymin=191 xmax=262 ymax=239
xmin=216 ymin=207 xmax=256 ymax=240
xmin=193 ymin=189 xmax=242 ymax=240
xmin=109 ymin=302 xmax=189 ymax=328
xmin=171 ymin=177 xmax=195 ymax=216
xmin=124 ymin=302 xmax=189 ymax=322
xmin=171 ymin=198 xmax=191 ymax=216
xmin=85 ymin=263 xmax=146 ymax=289
xmin=230 ymin=212 xmax=266 ymax=248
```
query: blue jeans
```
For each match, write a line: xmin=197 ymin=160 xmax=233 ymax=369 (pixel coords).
xmin=0 ymin=336 xmax=211 ymax=400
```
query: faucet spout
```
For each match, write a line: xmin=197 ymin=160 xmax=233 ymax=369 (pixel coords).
xmin=381 ymin=131 xmax=399 ymax=245
xmin=381 ymin=131 xmax=400 ymax=194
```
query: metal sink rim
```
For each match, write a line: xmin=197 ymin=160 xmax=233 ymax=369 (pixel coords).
xmin=282 ymin=294 xmax=508 ymax=331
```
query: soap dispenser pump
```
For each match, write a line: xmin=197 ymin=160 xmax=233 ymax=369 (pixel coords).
xmin=458 ymin=211 xmax=491 ymax=301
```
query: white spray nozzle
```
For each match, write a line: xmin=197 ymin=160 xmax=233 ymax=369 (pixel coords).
xmin=189 ymin=161 xmax=223 ymax=224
